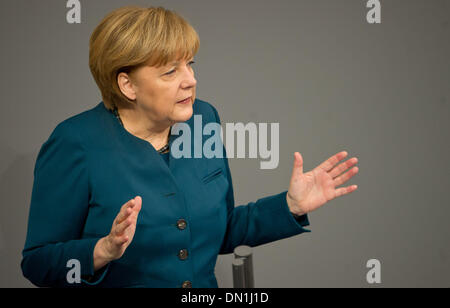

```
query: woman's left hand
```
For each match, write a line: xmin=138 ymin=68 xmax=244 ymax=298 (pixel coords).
xmin=286 ymin=151 xmax=359 ymax=216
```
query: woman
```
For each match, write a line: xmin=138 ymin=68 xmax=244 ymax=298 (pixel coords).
xmin=21 ymin=6 xmax=359 ymax=288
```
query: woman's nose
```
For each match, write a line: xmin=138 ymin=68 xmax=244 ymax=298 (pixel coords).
xmin=181 ymin=69 xmax=197 ymax=89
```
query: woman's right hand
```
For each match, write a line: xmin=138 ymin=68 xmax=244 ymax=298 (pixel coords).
xmin=93 ymin=196 xmax=142 ymax=271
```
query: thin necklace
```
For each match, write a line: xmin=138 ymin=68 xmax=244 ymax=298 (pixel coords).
xmin=112 ymin=106 xmax=170 ymax=154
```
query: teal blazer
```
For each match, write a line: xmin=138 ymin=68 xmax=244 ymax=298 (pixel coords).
xmin=21 ymin=99 xmax=310 ymax=287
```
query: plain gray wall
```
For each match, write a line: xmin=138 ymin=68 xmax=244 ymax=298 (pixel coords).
xmin=1 ymin=0 xmax=449 ymax=287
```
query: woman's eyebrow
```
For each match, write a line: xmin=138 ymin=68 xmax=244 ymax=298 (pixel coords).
xmin=168 ymin=58 xmax=194 ymax=67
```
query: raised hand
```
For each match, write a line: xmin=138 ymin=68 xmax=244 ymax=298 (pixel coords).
xmin=286 ymin=151 xmax=359 ymax=216
xmin=93 ymin=196 xmax=142 ymax=271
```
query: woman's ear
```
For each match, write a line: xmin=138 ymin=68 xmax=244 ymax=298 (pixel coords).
xmin=117 ymin=72 xmax=138 ymax=101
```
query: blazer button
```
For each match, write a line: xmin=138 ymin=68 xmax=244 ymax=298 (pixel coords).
xmin=182 ymin=280 xmax=192 ymax=288
xmin=177 ymin=219 xmax=187 ymax=230
xmin=178 ymin=249 xmax=188 ymax=260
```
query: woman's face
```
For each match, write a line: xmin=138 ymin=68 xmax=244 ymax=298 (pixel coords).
xmin=121 ymin=57 xmax=197 ymax=126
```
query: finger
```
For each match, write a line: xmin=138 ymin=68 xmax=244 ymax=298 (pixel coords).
xmin=329 ymin=157 xmax=358 ymax=179
xmin=120 ymin=198 xmax=142 ymax=225
xmin=334 ymin=166 xmax=359 ymax=187
xmin=115 ymin=216 xmax=134 ymax=236
xmin=115 ymin=199 xmax=135 ymax=225
xmin=134 ymin=196 xmax=142 ymax=205
xmin=317 ymin=151 xmax=348 ymax=172
xmin=115 ymin=205 xmax=133 ymax=226
xmin=133 ymin=196 xmax=142 ymax=213
xmin=129 ymin=206 xmax=142 ymax=226
xmin=127 ymin=197 xmax=142 ymax=222
xmin=113 ymin=234 xmax=129 ymax=246
xmin=334 ymin=185 xmax=358 ymax=198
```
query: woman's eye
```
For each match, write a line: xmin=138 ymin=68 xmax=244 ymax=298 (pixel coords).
xmin=165 ymin=61 xmax=195 ymax=75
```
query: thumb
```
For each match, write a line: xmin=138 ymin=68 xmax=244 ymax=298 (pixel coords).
xmin=292 ymin=152 xmax=303 ymax=176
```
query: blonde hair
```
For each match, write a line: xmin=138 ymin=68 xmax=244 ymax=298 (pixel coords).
xmin=89 ymin=6 xmax=200 ymax=110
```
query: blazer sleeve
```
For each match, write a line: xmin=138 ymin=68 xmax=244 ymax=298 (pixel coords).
xmin=209 ymin=105 xmax=311 ymax=255
xmin=21 ymin=120 xmax=109 ymax=287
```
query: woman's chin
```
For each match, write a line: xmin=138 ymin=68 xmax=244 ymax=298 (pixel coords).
xmin=173 ymin=105 xmax=193 ymax=122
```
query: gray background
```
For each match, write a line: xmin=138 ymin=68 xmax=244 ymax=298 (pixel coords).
xmin=0 ymin=0 xmax=449 ymax=287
